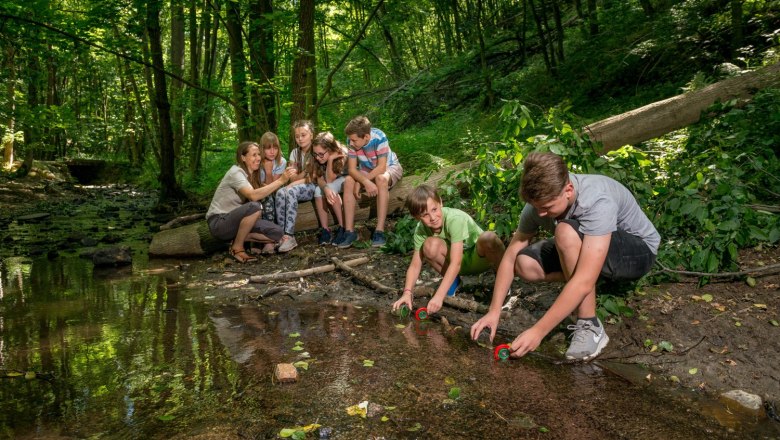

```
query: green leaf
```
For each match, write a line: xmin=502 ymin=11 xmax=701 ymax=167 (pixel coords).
xmin=407 ymin=422 xmax=422 ymax=432
xmin=279 ymin=428 xmax=297 ymax=438
xmin=688 ymin=368 xmax=698 ymax=375
xmin=292 ymin=346 xmax=304 ymax=351
xmin=448 ymin=387 xmax=461 ymax=400
xmin=658 ymin=341 xmax=673 ymax=352
xmin=770 ymin=320 xmax=779 ymax=327
xmin=701 ymin=294 xmax=713 ymax=302
xmin=288 ymin=332 xmax=301 ymax=338
xmin=293 ymin=361 xmax=309 ymax=371
xmin=643 ymin=339 xmax=653 ymax=348
xmin=746 ymin=277 xmax=756 ymax=287
xmin=363 ymin=359 xmax=375 ymax=367
xmin=158 ymin=415 xmax=175 ymax=421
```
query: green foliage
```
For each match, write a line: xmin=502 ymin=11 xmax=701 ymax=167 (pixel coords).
xmin=461 ymin=89 xmax=780 ymax=279
xmin=382 ymin=215 xmax=419 ymax=255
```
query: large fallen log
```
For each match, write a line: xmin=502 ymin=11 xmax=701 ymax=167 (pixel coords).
xmin=149 ymin=163 xmax=469 ymax=257
xmin=585 ymin=62 xmax=780 ymax=152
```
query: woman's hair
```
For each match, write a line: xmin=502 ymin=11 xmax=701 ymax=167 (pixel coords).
xmin=259 ymin=131 xmax=282 ymax=167
xmin=406 ymin=184 xmax=441 ymax=218
xmin=345 ymin=115 xmax=372 ymax=137
xmin=520 ymin=152 xmax=569 ymax=203
xmin=235 ymin=141 xmax=262 ymax=189
xmin=306 ymin=131 xmax=347 ymax=183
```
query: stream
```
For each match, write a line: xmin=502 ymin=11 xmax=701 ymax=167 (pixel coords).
xmin=0 ymin=185 xmax=777 ymax=439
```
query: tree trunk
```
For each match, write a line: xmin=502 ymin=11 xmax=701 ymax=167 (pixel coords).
xmin=249 ymin=0 xmax=277 ymax=133
xmin=528 ymin=0 xmax=553 ymax=75
xmin=377 ymin=4 xmax=406 ymax=81
xmin=584 ymin=62 xmax=780 ymax=153
xmin=587 ymin=0 xmax=598 ymax=36
xmin=147 ymin=0 xmax=184 ymax=201
xmin=475 ymin=0 xmax=494 ymax=108
xmin=290 ymin=0 xmax=316 ymax=134
xmin=170 ymin=0 xmax=185 ymax=159
xmin=149 ymin=163 xmax=471 ymax=256
xmin=2 ymin=45 xmax=15 ymax=168
xmin=226 ymin=0 xmax=252 ymax=142
xmin=551 ymin=0 xmax=564 ymax=63
xmin=730 ymin=0 xmax=743 ymax=58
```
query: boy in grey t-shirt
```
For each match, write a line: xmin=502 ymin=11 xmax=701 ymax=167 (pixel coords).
xmin=471 ymin=152 xmax=659 ymax=361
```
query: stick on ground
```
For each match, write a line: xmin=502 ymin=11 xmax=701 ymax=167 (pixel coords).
xmin=249 ymin=256 xmax=370 ymax=283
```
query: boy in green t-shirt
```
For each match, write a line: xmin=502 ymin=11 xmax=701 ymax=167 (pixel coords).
xmin=392 ymin=184 xmax=506 ymax=315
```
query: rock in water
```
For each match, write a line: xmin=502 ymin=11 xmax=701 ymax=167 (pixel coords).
xmin=92 ymin=246 xmax=133 ymax=267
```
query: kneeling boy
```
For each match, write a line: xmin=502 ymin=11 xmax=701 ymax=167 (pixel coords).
xmin=393 ymin=184 xmax=506 ymax=315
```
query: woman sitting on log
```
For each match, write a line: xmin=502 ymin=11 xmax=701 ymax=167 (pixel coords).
xmin=206 ymin=141 xmax=297 ymax=263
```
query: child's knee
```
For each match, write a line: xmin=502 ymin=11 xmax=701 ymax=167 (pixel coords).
xmin=515 ymin=254 xmax=544 ymax=282
xmin=421 ymin=236 xmax=446 ymax=257
xmin=375 ymin=174 xmax=389 ymax=188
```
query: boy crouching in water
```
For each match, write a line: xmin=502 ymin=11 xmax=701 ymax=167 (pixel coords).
xmin=392 ymin=184 xmax=506 ymax=315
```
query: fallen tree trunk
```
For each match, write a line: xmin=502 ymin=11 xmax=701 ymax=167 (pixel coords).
xmin=149 ymin=163 xmax=470 ymax=257
xmin=585 ymin=62 xmax=780 ymax=152
xmin=249 ymin=256 xmax=370 ymax=283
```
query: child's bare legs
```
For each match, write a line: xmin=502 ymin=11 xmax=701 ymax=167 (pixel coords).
xmin=375 ymin=173 xmax=390 ymax=232
xmin=328 ymin=194 xmax=344 ymax=227
xmin=343 ymin=175 xmax=357 ymax=231
xmin=314 ymin=197 xmax=329 ymax=229
xmin=420 ymin=236 xmax=449 ymax=274
xmin=554 ymin=221 xmax=596 ymax=319
xmin=476 ymin=231 xmax=506 ymax=271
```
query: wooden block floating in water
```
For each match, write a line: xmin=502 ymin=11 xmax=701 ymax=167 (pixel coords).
xmin=275 ymin=363 xmax=298 ymax=383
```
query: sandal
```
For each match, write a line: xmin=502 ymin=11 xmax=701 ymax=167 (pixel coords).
xmin=229 ymin=248 xmax=257 ymax=263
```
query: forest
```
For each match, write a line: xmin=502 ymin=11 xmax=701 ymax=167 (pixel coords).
xmin=1 ymin=0 xmax=779 ymax=272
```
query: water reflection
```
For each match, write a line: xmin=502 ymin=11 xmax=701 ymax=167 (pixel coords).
xmin=1 ymin=257 xmax=776 ymax=440
xmin=0 ymin=256 xmax=238 ymax=439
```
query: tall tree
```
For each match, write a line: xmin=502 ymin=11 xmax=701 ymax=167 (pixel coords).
xmin=225 ymin=0 xmax=252 ymax=141
xmin=146 ymin=0 xmax=185 ymax=201
xmin=290 ymin=0 xmax=316 ymax=131
xmin=170 ymin=0 xmax=185 ymax=158
xmin=2 ymin=44 xmax=15 ymax=168
xmin=249 ymin=0 xmax=278 ymax=134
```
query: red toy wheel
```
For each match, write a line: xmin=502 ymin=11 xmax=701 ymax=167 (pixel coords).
xmin=414 ymin=307 xmax=429 ymax=321
xmin=494 ymin=344 xmax=511 ymax=361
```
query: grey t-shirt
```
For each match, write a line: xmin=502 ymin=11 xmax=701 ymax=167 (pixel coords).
xmin=206 ymin=165 xmax=252 ymax=219
xmin=517 ymin=173 xmax=660 ymax=254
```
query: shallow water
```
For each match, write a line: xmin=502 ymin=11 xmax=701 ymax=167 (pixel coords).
xmin=1 ymin=256 xmax=777 ymax=439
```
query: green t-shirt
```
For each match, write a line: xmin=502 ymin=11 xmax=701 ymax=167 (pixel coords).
xmin=412 ymin=207 xmax=484 ymax=251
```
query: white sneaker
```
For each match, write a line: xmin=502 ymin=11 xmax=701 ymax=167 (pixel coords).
xmin=565 ymin=318 xmax=609 ymax=361
xmin=277 ymin=235 xmax=298 ymax=253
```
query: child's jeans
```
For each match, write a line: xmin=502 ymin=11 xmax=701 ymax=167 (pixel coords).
xmin=275 ymin=183 xmax=316 ymax=235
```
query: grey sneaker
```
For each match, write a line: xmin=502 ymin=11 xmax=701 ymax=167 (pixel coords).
xmin=565 ymin=318 xmax=609 ymax=361
xmin=337 ymin=230 xmax=358 ymax=248
xmin=277 ymin=235 xmax=298 ymax=253
xmin=371 ymin=230 xmax=386 ymax=247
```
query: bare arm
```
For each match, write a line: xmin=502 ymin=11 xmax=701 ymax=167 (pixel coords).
xmin=470 ymin=230 xmax=535 ymax=341
xmin=510 ymin=233 xmax=610 ymax=357
xmin=238 ymin=168 xmax=295 ymax=201
xmin=393 ymin=249 xmax=424 ymax=311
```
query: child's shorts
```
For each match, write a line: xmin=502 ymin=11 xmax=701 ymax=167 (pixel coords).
xmin=358 ymin=164 xmax=403 ymax=189
xmin=314 ymin=176 xmax=346 ymax=198
xmin=458 ymin=246 xmax=492 ymax=276
xmin=518 ymin=219 xmax=656 ymax=281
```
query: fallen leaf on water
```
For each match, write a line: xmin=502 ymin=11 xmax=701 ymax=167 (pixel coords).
xmin=711 ymin=303 xmax=727 ymax=312
xmin=770 ymin=320 xmax=779 ymax=327
xmin=746 ymin=277 xmax=757 ymax=287
xmin=691 ymin=320 xmax=701 ymax=325
xmin=444 ymin=377 xmax=456 ymax=385
xmin=448 ymin=387 xmax=461 ymax=400
xmin=381 ymin=416 xmax=389 ymax=422
xmin=701 ymin=294 xmax=713 ymax=302
xmin=753 ymin=303 xmax=767 ymax=310
xmin=295 ymin=341 xmax=304 ymax=346
xmin=722 ymin=359 xmax=737 ymax=366
xmin=688 ymin=368 xmax=698 ymax=375
xmin=407 ymin=422 xmax=422 ymax=432
xmin=268 ymin=311 xmax=279 ymax=316
xmin=363 ymin=359 xmax=375 ymax=367
xmin=395 ymin=324 xmax=406 ymax=329
xmin=670 ymin=376 xmax=680 ymax=383
xmin=658 ymin=341 xmax=674 ymax=352
xmin=734 ymin=321 xmax=742 ymax=327
xmin=293 ymin=361 xmax=309 ymax=371
xmin=158 ymin=415 xmax=175 ymax=421
xmin=292 ymin=346 xmax=304 ymax=351
xmin=288 ymin=332 xmax=300 ymax=338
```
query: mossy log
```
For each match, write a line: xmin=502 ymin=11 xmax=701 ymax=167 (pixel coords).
xmin=148 ymin=163 xmax=469 ymax=257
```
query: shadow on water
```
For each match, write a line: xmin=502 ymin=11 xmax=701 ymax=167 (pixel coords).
xmin=1 ymin=256 xmax=777 ymax=439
